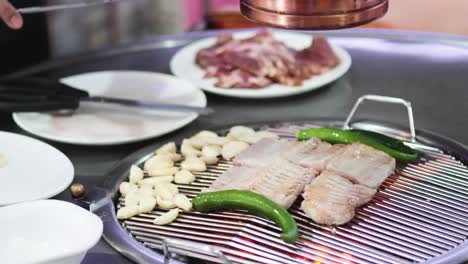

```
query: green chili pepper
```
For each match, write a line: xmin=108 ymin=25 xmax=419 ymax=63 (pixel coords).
xmin=192 ymin=190 xmax=299 ymax=243
xmin=296 ymin=128 xmax=417 ymax=162
xmin=351 ymin=129 xmax=418 ymax=157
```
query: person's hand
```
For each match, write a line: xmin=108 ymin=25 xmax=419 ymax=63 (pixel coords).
xmin=0 ymin=0 xmax=22 ymax=29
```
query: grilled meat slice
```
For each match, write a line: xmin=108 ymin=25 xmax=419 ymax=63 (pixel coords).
xmin=249 ymin=159 xmax=317 ymax=208
xmin=301 ymin=170 xmax=376 ymax=225
xmin=284 ymin=138 xmax=345 ymax=172
xmin=327 ymin=143 xmax=396 ymax=189
xmin=205 ymin=166 xmax=260 ymax=192
xmin=233 ymin=138 xmax=295 ymax=168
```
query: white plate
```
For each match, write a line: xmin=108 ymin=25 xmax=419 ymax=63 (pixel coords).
xmin=0 ymin=199 xmax=103 ymax=264
xmin=170 ymin=31 xmax=352 ymax=99
xmin=0 ymin=132 xmax=74 ymax=206
xmin=13 ymin=71 xmax=207 ymax=145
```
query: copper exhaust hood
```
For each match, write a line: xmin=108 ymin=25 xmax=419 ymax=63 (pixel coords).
xmin=240 ymin=0 xmax=389 ymax=30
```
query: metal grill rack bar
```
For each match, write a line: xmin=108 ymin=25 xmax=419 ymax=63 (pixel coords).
xmin=116 ymin=125 xmax=468 ymax=264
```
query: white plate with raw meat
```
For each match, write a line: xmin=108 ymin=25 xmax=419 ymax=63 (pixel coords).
xmin=170 ymin=30 xmax=352 ymax=99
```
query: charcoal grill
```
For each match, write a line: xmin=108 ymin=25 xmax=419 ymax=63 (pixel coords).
xmin=89 ymin=95 xmax=468 ymax=264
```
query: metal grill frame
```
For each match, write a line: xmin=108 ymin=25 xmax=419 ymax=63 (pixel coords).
xmin=89 ymin=118 xmax=468 ymax=264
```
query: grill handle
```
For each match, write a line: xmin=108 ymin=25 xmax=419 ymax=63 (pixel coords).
xmin=161 ymin=238 xmax=231 ymax=264
xmin=343 ymin=94 xmax=416 ymax=142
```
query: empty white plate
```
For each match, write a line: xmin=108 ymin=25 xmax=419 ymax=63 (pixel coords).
xmin=13 ymin=71 xmax=207 ymax=145
xmin=0 ymin=199 xmax=103 ymax=264
xmin=0 ymin=131 xmax=74 ymax=206
xmin=170 ymin=31 xmax=352 ymax=99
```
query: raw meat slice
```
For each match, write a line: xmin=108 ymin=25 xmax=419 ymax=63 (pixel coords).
xmin=284 ymin=138 xmax=345 ymax=172
xmin=205 ymin=166 xmax=260 ymax=192
xmin=301 ymin=170 xmax=376 ymax=225
xmin=204 ymin=64 xmax=235 ymax=78
xmin=326 ymin=143 xmax=396 ymax=189
xmin=233 ymin=138 xmax=295 ymax=168
xmin=296 ymin=37 xmax=340 ymax=69
xmin=195 ymin=34 xmax=234 ymax=68
xmin=214 ymin=68 xmax=272 ymax=89
xmin=293 ymin=144 xmax=345 ymax=172
xmin=250 ymin=159 xmax=317 ymax=208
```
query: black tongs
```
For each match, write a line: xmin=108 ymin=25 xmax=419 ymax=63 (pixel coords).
xmin=18 ymin=0 xmax=120 ymax=14
xmin=0 ymin=78 xmax=213 ymax=115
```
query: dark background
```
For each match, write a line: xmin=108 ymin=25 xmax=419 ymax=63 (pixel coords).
xmin=0 ymin=0 xmax=49 ymax=74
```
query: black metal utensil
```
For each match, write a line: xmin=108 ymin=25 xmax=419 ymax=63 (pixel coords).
xmin=17 ymin=0 xmax=120 ymax=14
xmin=0 ymin=77 xmax=213 ymax=115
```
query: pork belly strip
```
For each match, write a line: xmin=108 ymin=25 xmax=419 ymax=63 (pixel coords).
xmin=301 ymin=142 xmax=396 ymax=225
xmin=301 ymin=170 xmax=376 ymax=225
xmin=249 ymin=159 xmax=316 ymax=208
xmin=233 ymin=137 xmax=340 ymax=173
xmin=233 ymin=138 xmax=296 ymax=168
xmin=206 ymin=166 xmax=260 ymax=191
xmin=206 ymin=159 xmax=316 ymax=208
xmin=326 ymin=143 xmax=396 ymax=189
xmin=284 ymin=138 xmax=345 ymax=172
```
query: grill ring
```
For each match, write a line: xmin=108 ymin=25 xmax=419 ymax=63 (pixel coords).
xmin=90 ymin=119 xmax=468 ymax=264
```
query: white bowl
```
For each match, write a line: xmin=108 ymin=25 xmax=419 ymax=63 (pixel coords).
xmin=0 ymin=200 xmax=103 ymax=264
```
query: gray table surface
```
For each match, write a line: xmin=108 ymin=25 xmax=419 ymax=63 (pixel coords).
xmin=3 ymin=28 xmax=468 ymax=263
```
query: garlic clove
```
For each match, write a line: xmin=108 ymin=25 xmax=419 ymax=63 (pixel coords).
xmin=174 ymin=170 xmax=196 ymax=184
xmin=155 ymin=184 xmax=175 ymax=201
xmin=222 ymin=141 xmax=250 ymax=160
xmin=144 ymin=155 xmax=174 ymax=171
xmin=129 ymin=165 xmax=144 ymax=184
xmin=138 ymin=196 xmax=157 ymax=213
xmin=117 ymin=206 xmax=140 ymax=220
xmin=153 ymin=208 xmax=179 ymax=225
xmin=148 ymin=167 xmax=179 ymax=177
xmin=228 ymin=126 xmax=255 ymax=140
xmin=155 ymin=142 xmax=177 ymax=154
xmin=166 ymin=183 xmax=179 ymax=196
xmin=201 ymin=155 xmax=219 ymax=165
xmin=181 ymin=156 xmax=206 ymax=172
xmin=192 ymin=130 xmax=218 ymax=139
xmin=138 ymin=176 xmax=174 ymax=186
xmin=124 ymin=191 xmax=142 ymax=207
xmin=173 ymin=194 xmax=192 ymax=212
xmin=138 ymin=185 xmax=156 ymax=198
xmin=119 ymin=182 xmax=138 ymax=197
xmin=181 ymin=139 xmax=201 ymax=156
xmin=202 ymin=145 xmax=221 ymax=157
xmin=156 ymin=196 xmax=177 ymax=209
xmin=165 ymin=153 xmax=182 ymax=162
